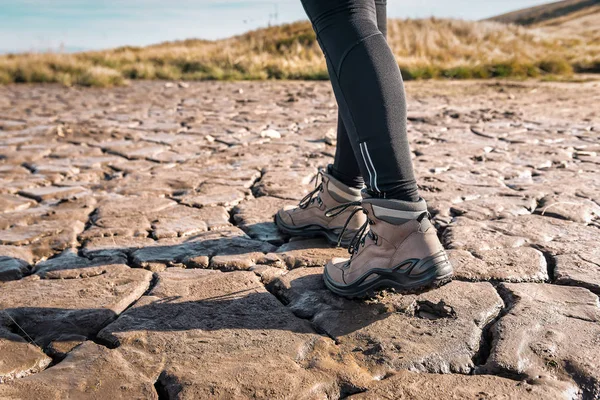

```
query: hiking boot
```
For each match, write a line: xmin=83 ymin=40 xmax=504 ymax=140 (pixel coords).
xmin=323 ymin=196 xmax=453 ymax=298
xmin=275 ymin=170 xmax=366 ymax=247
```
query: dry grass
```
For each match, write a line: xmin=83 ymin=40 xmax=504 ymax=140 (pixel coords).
xmin=488 ymin=0 xmax=597 ymax=25
xmin=1 ymin=17 xmax=598 ymax=86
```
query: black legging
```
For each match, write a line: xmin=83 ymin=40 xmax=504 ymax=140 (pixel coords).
xmin=301 ymin=0 xmax=420 ymax=202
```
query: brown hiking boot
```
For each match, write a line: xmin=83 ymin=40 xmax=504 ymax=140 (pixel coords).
xmin=323 ymin=197 xmax=453 ymax=298
xmin=275 ymin=170 xmax=366 ymax=247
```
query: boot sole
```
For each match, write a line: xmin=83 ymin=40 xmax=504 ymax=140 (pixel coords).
xmin=274 ymin=213 xmax=355 ymax=247
xmin=323 ymin=251 xmax=453 ymax=299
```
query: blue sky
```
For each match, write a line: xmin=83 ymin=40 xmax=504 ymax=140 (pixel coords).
xmin=0 ymin=0 xmax=552 ymax=53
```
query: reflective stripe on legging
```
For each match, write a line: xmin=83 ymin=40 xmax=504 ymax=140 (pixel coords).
xmin=359 ymin=142 xmax=379 ymax=194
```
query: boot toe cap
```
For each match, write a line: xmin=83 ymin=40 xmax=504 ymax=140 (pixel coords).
xmin=276 ymin=207 xmax=296 ymax=226
xmin=325 ymin=258 xmax=349 ymax=285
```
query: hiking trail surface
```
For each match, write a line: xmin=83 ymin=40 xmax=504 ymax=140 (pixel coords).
xmin=0 ymin=79 xmax=599 ymax=399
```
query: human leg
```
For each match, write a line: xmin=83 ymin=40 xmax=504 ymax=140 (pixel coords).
xmin=300 ymin=0 xmax=452 ymax=296
xmin=301 ymin=0 xmax=419 ymax=202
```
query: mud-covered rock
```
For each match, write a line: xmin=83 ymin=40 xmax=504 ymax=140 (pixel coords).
xmin=0 ymin=245 xmax=33 ymax=281
xmin=232 ymin=196 xmax=289 ymax=243
xmin=81 ymin=236 xmax=157 ymax=259
xmin=554 ymin=254 xmax=600 ymax=294
xmin=2 ymin=79 xmax=599 ymax=397
xmin=149 ymin=205 xmax=231 ymax=239
xmin=443 ymin=218 xmax=529 ymax=252
xmin=18 ymin=186 xmax=87 ymax=202
xmin=97 ymin=269 xmax=372 ymax=398
xmin=0 ymin=194 xmax=35 ymax=213
xmin=0 ymin=266 xmax=152 ymax=349
xmin=178 ymin=183 xmax=248 ymax=208
xmin=535 ymin=194 xmax=600 ymax=224
xmin=130 ymin=228 xmax=272 ymax=270
xmin=0 ymin=342 xmax=159 ymax=398
xmin=266 ymin=267 xmax=504 ymax=376
xmin=254 ymin=168 xmax=316 ymax=200
xmin=481 ymin=283 xmax=600 ymax=398
xmin=273 ymin=238 xmax=348 ymax=269
xmin=348 ymin=370 xmax=575 ymax=400
xmin=0 ymin=220 xmax=86 ymax=259
xmin=449 ymin=195 xmax=536 ymax=221
xmin=448 ymin=247 xmax=548 ymax=282
xmin=0 ymin=324 xmax=51 ymax=383
xmin=33 ymin=248 xmax=127 ymax=278
xmin=210 ymin=251 xmax=281 ymax=271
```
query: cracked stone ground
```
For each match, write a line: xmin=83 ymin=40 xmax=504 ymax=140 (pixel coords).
xmin=0 ymin=79 xmax=599 ymax=400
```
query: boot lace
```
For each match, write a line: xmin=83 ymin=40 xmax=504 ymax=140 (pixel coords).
xmin=298 ymin=170 xmax=325 ymax=209
xmin=325 ymin=202 xmax=375 ymax=256
xmin=326 ymin=204 xmax=431 ymax=258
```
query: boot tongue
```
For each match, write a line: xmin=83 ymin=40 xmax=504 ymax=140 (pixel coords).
xmin=363 ymin=197 xmax=428 ymax=225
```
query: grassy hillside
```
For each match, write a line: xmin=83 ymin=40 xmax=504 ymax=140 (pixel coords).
xmin=487 ymin=0 xmax=599 ymax=26
xmin=1 ymin=13 xmax=598 ymax=86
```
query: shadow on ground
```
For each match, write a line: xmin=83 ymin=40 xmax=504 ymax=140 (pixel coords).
xmin=1 ymin=267 xmax=389 ymax=350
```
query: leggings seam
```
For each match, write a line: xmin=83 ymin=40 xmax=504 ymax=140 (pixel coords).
xmin=336 ymin=32 xmax=382 ymax=79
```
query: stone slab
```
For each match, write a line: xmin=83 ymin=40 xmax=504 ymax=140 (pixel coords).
xmin=0 ymin=323 xmax=52 ymax=383
xmin=448 ymin=247 xmax=548 ymax=282
xmin=554 ymin=254 xmax=600 ymax=294
xmin=481 ymin=283 xmax=600 ymax=399
xmin=18 ymin=186 xmax=87 ymax=202
xmin=449 ymin=195 xmax=536 ymax=221
xmin=0 ymin=342 xmax=159 ymax=399
xmin=536 ymin=194 xmax=600 ymax=224
xmin=253 ymin=168 xmax=316 ymax=200
xmin=349 ymin=370 xmax=575 ymax=400
xmin=232 ymin=196 xmax=289 ymax=244
xmin=0 ymin=266 xmax=152 ymax=349
xmin=273 ymin=238 xmax=348 ymax=269
xmin=0 ymin=194 xmax=36 ymax=213
xmin=97 ymin=269 xmax=371 ymax=398
xmin=33 ymin=249 xmax=127 ymax=279
xmin=266 ymin=267 xmax=504 ymax=376
xmin=178 ymin=184 xmax=248 ymax=208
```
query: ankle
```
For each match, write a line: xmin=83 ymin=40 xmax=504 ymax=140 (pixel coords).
xmin=327 ymin=165 xmax=364 ymax=191
xmin=365 ymin=186 xmax=420 ymax=203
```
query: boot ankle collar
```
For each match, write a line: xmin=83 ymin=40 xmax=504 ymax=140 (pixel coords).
xmin=325 ymin=173 xmax=362 ymax=203
xmin=362 ymin=198 xmax=428 ymax=225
